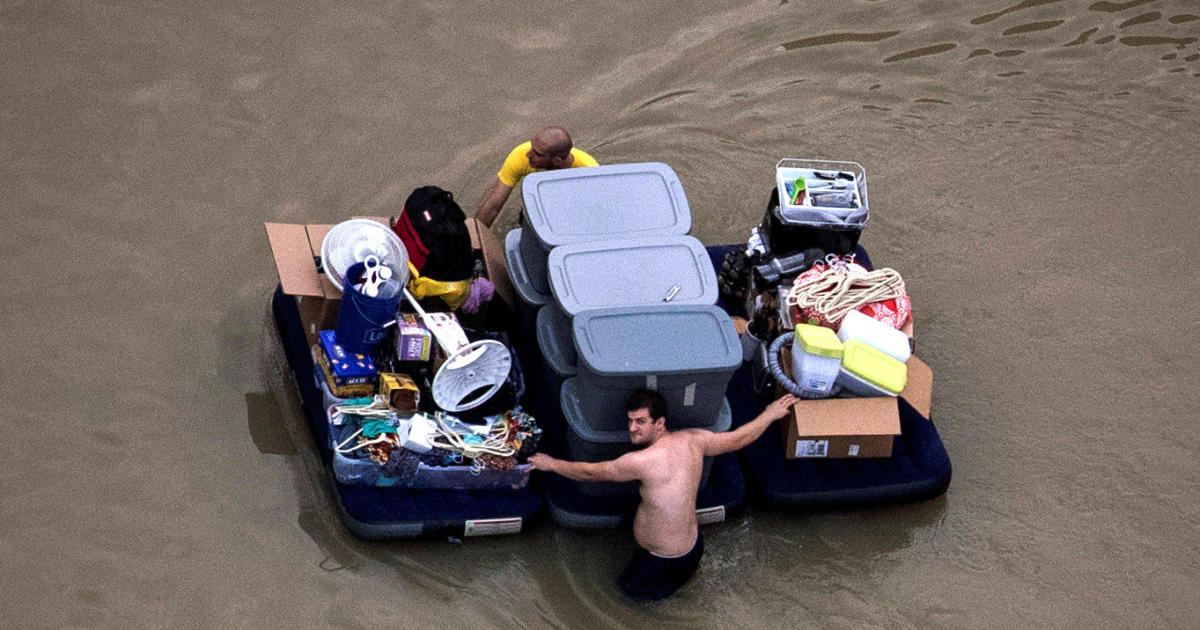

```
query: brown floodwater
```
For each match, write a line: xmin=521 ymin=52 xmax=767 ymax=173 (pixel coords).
xmin=2 ymin=0 xmax=1197 ymax=627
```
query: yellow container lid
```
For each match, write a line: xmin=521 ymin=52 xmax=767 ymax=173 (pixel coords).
xmin=795 ymin=324 xmax=843 ymax=359
xmin=841 ymin=339 xmax=908 ymax=393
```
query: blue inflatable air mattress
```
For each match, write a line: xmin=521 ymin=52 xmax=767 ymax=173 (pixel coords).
xmin=271 ymin=286 xmax=542 ymax=539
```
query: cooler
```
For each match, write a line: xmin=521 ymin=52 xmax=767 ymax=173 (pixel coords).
xmin=546 ymin=235 xmax=717 ymax=317
xmin=561 ymin=378 xmax=731 ymax=496
xmin=519 ymin=162 xmax=692 ymax=294
xmin=572 ymin=305 xmax=741 ymax=429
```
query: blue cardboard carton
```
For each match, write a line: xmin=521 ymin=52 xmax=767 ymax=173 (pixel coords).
xmin=319 ymin=330 xmax=377 ymax=384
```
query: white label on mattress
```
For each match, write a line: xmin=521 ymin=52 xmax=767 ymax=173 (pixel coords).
xmin=646 ymin=374 xmax=657 ymax=389
xmin=695 ymin=506 xmax=726 ymax=525
xmin=683 ymin=383 xmax=696 ymax=406
xmin=848 ymin=444 xmax=860 ymax=456
xmin=794 ymin=439 xmax=829 ymax=458
xmin=463 ymin=517 xmax=523 ymax=537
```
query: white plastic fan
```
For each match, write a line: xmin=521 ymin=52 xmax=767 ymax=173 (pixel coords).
xmin=403 ymin=291 xmax=512 ymax=413
xmin=320 ymin=219 xmax=410 ymax=291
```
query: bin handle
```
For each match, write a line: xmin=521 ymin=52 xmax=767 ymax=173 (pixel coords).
xmin=550 ymin=264 xmax=570 ymax=299
xmin=506 ymin=241 xmax=529 ymax=286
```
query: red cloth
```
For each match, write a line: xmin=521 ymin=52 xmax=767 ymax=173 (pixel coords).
xmin=392 ymin=210 xmax=429 ymax=271
xmin=790 ymin=259 xmax=911 ymax=329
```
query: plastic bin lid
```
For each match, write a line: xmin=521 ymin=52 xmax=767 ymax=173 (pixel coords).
xmin=547 ymin=235 xmax=717 ymax=316
xmin=841 ymin=340 xmax=907 ymax=394
xmin=521 ymin=162 xmax=691 ymax=248
xmin=572 ymin=305 xmax=741 ymax=376
xmin=536 ymin=306 xmax=578 ymax=376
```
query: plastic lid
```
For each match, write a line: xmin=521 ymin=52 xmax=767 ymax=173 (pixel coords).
xmin=841 ymin=340 xmax=907 ymax=394
xmin=521 ymin=162 xmax=691 ymax=248
xmin=572 ymin=305 xmax=740 ymax=376
xmin=547 ymin=235 xmax=716 ymax=316
xmin=795 ymin=324 xmax=843 ymax=359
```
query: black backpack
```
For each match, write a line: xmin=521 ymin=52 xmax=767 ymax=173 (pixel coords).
xmin=393 ymin=186 xmax=475 ymax=282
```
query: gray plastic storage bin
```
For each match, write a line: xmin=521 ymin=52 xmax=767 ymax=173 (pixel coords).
xmin=561 ymin=378 xmax=730 ymax=496
xmin=505 ymin=229 xmax=550 ymax=338
xmin=519 ymin=162 xmax=692 ymax=293
xmin=505 ymin=228 xmax=552 ymax=308
xmin=536 ymin=305 xmax=577 ymax=378
xmin=547 ymin=235 xmax=717 ymax=316
xmin=572 ymin=305 xmax=741 ymax=429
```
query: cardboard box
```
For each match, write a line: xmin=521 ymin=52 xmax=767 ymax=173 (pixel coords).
xmin=779 ymin=342 xmax=934 ymax=459
xmin=315 ymin=349 xmax=377 ymax=398
xmin=465 ymin=217 xmax=514 ymax=308
xmin=266 ymin=217 xmax=512 ymax=346
xmin=394 ymin=313 xmax=433 ymax=361
xmin=379 ymin=372 xmax=419 ymax=411
xmin=786 ymin=397 xmax=900 ymax=458
xmin=264 ymin=220 xmax=384 ymax=347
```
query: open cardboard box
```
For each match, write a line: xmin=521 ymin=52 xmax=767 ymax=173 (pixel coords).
xmin=264 ymin=216 xmax=513 ymax=347
xmin=779 ymin=338 xmax=933 ymax=459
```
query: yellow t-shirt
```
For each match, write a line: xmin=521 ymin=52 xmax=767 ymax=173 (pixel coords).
xmin=496 ymin=141 xmax=598 ymax=187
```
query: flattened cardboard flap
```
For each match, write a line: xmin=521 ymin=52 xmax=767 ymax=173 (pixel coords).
xmin=467 ymin=218 xmax=514 ymax=307
xmin=265 ymin=222 xmax=324 ymax=297
xmin=266 ymin=219 xmax=390 ymax=299
xmin=900 ymin=354 xmax=933 ymax=417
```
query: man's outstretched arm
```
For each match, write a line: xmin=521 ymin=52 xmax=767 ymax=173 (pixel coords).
xmin=475 ymin=179 xmax=513 ymax=228
xmin=701 ymin=394 xmax=797 ymax=457
xmin=529 ymin=450 xmax=645 ymax=483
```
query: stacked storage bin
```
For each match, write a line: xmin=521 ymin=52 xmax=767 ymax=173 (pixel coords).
xmin=505 ymin=163 xmax=742 ymax=498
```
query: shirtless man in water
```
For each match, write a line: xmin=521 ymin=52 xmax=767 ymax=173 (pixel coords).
xmin=530 ymin=389 xmax=798 ymax=600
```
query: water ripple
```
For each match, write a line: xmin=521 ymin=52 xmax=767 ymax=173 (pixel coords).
xmin=972 ymin=0 xmax=1067 ymax=26
xmin=883 ymin=43 xmax=957 ymax=63
xmin=1002 ymin=20 xmax=1066 ymax=35
xmin=1089 ymin=0 xmax=1157 ymax=13
xmin=780 ymin=30 xmax=900 ymax=51
xmin=635 ymin=89 xmax=696 ymax=110
xmin=1064 ymin=27 xmax=1100 ymax=46
xmin=1118 ymin=11 xmax=1162 ymax=27
xmin=1119 ymin=35 xmax=1198 ymax=47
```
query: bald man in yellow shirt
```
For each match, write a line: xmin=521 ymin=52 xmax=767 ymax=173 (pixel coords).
xmin=475 ymin=126 xmax=598 ymax=228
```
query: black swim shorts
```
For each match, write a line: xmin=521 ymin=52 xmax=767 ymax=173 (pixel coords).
xmin=618 ymin=532 xmax=705 ymax=601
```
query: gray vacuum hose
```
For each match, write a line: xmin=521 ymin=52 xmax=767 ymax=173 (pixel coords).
xmin=767 ymin=331 xmax=841 ymax=399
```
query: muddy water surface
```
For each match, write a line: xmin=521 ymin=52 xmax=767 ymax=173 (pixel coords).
xmin=2 ymin=1 xmax=1197 ymax=628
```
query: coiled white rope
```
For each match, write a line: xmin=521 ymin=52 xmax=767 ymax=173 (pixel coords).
xmin=785 ymin=264 xmax=906 ymax=326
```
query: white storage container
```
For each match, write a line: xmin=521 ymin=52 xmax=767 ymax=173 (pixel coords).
xmin=791 ymin=324 xmax=844 ymax=398
xmin=774 ymin=158 xmax=869 ymax=228
xmin=837 ymin=310 xmax=912 ymax=363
